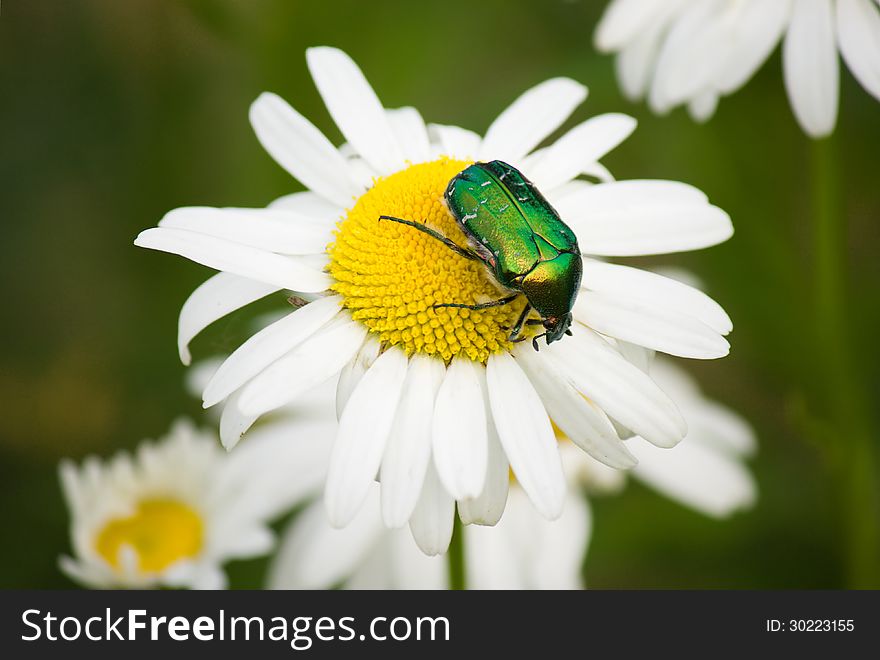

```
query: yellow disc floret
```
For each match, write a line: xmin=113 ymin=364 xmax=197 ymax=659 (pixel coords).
xmin=96 ymin=499 xmax=203 ymax=573
xmin=329 ymin=158 xmax=524 ymax=363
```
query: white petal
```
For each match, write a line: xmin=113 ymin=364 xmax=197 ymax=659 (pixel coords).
xmin=306 ymin=47 xmax=405 ymax=175
xmin=203 ymin=296 xmax=342 ymax=407
xmin=554 ymin=180 xmax=732 ymax=256
xmin=237 ymin=319 xmax=366 ymax=417
xmin=714 ymin=0 xmax=791 ymax=94
xmin=249 ymin=92 xmax=361 ymax=207
xmin=387 ymin=528 xmax=448 ymax=589
xmin=486 ymin=352 xmax=566 ymax=519
xmin=615 ymin=339 xmax=655 ymax=374
xmin=58 ymin=460 xmax=84 ymax=514
xmin=595 ymin=0 xmax=677 ymax=51
xmin=267 ymin=190 xmax=344 ymax=223
xmin=583 ymin=260 xmax=730 ymax=336
xmin=464 ymin=517 xmax=524 ymax=589
xmin=525 ymin=114 xmax=637 ymax=191
xmin=630 ymin=436 xmax=757 ymax=518
xmin=530 ymin=491 xmax=591 ymax=589
xmin=386 ymin=107 xmax=431 ymax=164
xmin=432 ymin=358 xmax=488 ymax=500
xmin=478 ymin=78 xmax=588 ymax=163
xmin=545 ymin=179 xmax=594 ymax=205
xmin=837 ymin=0 xmax=880 ymax=101
xmin=575 ymin=291 xmax=730 ymax=359
xmin=687 ymin=89 xmax=719 ymax=122
xmin=343 ymin=536 xmax=394 ymax=589
xmin=515 ymin=344 xmax=636 ymax=469
xmin=177 ymin=272 xmax=279 ymax=365
xmin=683 ymin=400 xmax=758 ymax=456
xmin=649 ymin=359 xmax=756 ymax=455
xmin=223 ymin=379 xmax=336 ymax=504
xmin=336 ymin=335 xmax=381 ymax=419
xmin=381 ymin=355 xmax=445 ymax=528
xmin=219 ymin=389 xmax=259 ymax=450
xmin=267 ymin=498 xmax=382 ymax=589
xmin=59 ymin=556 xmax=112 ymax=589
xmin=159 ymin=206 xmax=331 ymax=255
xmin=134 ymin=227 xmax=332 ymax=292
xmin=325 ymin=348 xmax=409 ymax=526
xmin=615 ymin=13 xmax=670 ymax=100
xmin=582 ymin=161 xmax=616 ymax=184
xmin=783 ymin=0 xmax=839 ymax=138
xmin=545 ymin=327 xmax=687 ymax=448
xmin=427 ymin=123 xmax=482 ymax=159
xmin=457 ymin=406 xmax=510 ymax=526
xmin=648 ymin=0 xmax=729 ymax=112
xmin=409 ymin=463 xmax=455 ymax=556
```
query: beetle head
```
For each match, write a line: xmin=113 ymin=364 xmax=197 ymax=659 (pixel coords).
xmin=541 ymin=312 xmax=573 ymax=345
xmin=519 ymin=252 xmax=582 ymax=346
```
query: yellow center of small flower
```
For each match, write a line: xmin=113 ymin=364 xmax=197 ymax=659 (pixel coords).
xmin=95 ymin=499 xmax=203 ymax=573
xmin=329 ymin=158 xmax=525 ymax=362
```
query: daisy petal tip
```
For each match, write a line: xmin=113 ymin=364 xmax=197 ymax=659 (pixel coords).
xmin=557 ymin=77 xmax=589 ymax=103
xmin=537 ymin=489 xmax=566 ymax=522
xmin=248 ymin=91 xmax=279 ymax=118
xmin=323 ymin=496 xmax=358 ymax=530
xmin=305 ymin=44 xmax=344 ymax=63
xmin=219 ymin=434 xmax=240 ymax=452
xmin=132 ymin=228 xmax=156 ymax=248
xmin=610 ymin=450 xmax=638 ymax=471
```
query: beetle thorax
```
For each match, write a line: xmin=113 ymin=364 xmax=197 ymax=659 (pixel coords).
xmin=328 ymin=158 xmax=527 ymax=363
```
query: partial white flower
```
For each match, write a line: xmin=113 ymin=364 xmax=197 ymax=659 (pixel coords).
xmin=136 ymin=46 xmax=733 ymax=555
xmin=580 ymin=358 xmax=758 ymax=518
xmin=595 ymin=0 xmax=880 ymax=138
xmin=267 ymin=358 xmax=756 ymax=589
xmin=58 ymin=401 xmax=334 ymax=589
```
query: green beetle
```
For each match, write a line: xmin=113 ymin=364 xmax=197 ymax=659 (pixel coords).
xmin=380 ymin=160 xmax=581 ymax=350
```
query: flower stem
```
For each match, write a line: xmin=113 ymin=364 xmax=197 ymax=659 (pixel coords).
xmin=448 ymin=515 xmax=466 ymax=590
xmin=810 ymin=137 xmax=879 ymax=588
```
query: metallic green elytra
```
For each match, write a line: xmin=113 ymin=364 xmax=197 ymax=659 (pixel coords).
xmin=380 ymin=160 xmax=582 ymax=349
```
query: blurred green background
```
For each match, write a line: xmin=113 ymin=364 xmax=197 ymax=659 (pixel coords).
xmin=2 ymin=0 xmax=878 ymax=589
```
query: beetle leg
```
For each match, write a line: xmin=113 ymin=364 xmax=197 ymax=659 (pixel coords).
xmin=378 ymin=215 xmax=480 ymax=261
xmin=531 ymin=333 xmax=547 ymax=351
xmin=433 ymin=293 xmax=520 ymax=312
xmin=507 ymin=303 xmax=532 ymax=341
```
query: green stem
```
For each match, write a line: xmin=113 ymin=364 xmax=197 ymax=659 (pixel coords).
xmin=448 ymin=515 xmax=466 ymax=590
xmin=810 ymin=138 xmax=879 ymax=588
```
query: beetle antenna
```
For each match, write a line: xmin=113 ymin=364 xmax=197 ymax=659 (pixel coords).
xmin=377 ymin=215 xmax=480 ymax=261
xmin=531 ymin=333 xmax=547 ymax=351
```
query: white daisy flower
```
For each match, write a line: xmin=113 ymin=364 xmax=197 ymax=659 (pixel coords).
xmin=267 ymin=358 xmax=756 ymax=589
xmin=58 ymin=413 xmax=333 ymax=589
xmin=135 ymin=46 xmax=733 ymax=555
xmin=595 ymin=0 xmax=880 ymax=138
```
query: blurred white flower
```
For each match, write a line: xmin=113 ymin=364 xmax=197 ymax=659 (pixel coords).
xmin=58 ymin=403 xmax=334 ymax=589
xmin=266 ymin=359 xmax=756 ymax=589
xmin=136 ymin=46 xmax=734 ymax=555
xmin=595 ymin=0 xmax=880 ymax=137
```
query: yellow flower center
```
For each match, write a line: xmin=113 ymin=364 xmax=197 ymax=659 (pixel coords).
xmin=329 ymin=158 xmax=525 ymax=363
xmin=95 ymin=499 xmax=203 ymax=573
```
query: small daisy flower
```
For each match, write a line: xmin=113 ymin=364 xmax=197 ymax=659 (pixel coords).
xmin=136 ymin=47 xmax=733 ymax=555
xmin=595 ymin=0 xmax=880 ymax=138
xmin=267 ymin=358 xmax=756 ymax=589
xmin=58 ymin=416 xmax=332 ymax=589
